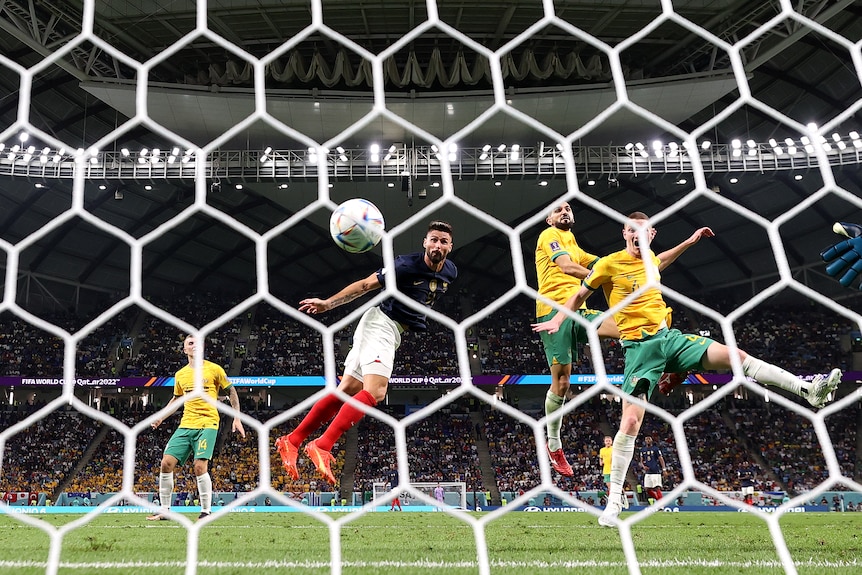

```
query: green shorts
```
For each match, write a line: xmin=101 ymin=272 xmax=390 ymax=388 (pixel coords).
xmin=538 ymin=309 xmax=604 ymax=366
xmin=164 ymin=427 xmax=219 ymax=464
xmin=621 ymin=328 xmax=714 ymax=399
xmin=603 ymin=473 xmax=611 ymax=484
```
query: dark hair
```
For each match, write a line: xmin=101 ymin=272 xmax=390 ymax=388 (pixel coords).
xmin=627 ymin=211 xmax=649 ymax=220
xmin=427 ymin=220 xmax=453 ymax=236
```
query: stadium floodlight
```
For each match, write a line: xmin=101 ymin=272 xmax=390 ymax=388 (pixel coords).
xmin=18 ymin=131 xmax=28 ymax=142
xmin=701 ymin=140 xmax=711 ymax=149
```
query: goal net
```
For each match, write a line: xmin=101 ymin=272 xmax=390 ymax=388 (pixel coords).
xmin=0 ymin=1 xmax=860 ymax=575
xmin=372 ymin=481 xmax=467 ymax=510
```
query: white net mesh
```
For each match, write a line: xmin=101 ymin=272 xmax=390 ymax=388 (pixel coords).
xmin=1 ymin=1 xmax=861 ymax=574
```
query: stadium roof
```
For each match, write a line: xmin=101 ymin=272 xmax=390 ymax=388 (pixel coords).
xmin=0 ymin=0 xmax=861 ymax=322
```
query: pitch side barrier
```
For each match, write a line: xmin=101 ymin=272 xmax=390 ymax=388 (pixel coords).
xmin=2 ymin=372 xmax=857 ymax=387
xmin=0 ymin=504 xmax=832 ymax=516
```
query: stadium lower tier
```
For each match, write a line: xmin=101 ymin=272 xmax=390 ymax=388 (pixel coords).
xmin=1 ymin=394 xmax=858 ymax=507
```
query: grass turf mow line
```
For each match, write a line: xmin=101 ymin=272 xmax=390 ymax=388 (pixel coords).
xmin=0 ymin=512 xmax=860 ymax=574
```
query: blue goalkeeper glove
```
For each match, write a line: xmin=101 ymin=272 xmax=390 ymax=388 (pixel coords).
xmin=821 ymin=222 xmax=862 ymax=288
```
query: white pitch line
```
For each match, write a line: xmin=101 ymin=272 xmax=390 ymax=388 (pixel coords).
xmin=1 ymin=558 xmax=859 ymax=570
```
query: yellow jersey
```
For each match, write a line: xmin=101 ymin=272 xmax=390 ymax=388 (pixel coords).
xmin=599 ymin=446 xmax=613 ymax=474
xmin=535 ymin=226 xmax=599 ymax=317
xmin=173 ymin=360 xmax=232 ymax=429
xmin=583 ymin=249 xmax=669 ymax=341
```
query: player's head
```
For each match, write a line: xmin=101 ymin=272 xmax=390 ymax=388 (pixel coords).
xmin=604 ymin=435 xmax=612 ymax=447
xmin=623 ymin=211 xmax=656 ymax=257
xmin=423 ymin=220 xmax=453 ymax=266
xmin=182 ymin=334 xmax=197 ymax=359
xmin=546 ymin=202 xmax=573 ymax=231
xmin=644 ymin=435 xmax=654 ymax=446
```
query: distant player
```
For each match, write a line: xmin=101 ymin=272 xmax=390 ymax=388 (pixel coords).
xmin=639 ymin=436 xmax=666 ymax=504
xmin=434 ymin=483 xmax=445 ymax=510
xmin=146 ymin=335 xmax=245 ymax=521
xmin=598 ymin=435 xmax=613 ymax=496
xmin=533 ymin=212 xmax=842 ymax=527
xmin=389 ymin=490 xmax=403 ymax=512
xmin=276 ymin=221 xmax=457 ymax=485
xmin=738 ymin=461 xmax=756 ymax=505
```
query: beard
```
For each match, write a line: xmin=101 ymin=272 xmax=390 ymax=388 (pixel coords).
xmin=554 ymin=221 xmax=572 ymax=231
xmin=427 ymin=249 xmax=445 ymax=264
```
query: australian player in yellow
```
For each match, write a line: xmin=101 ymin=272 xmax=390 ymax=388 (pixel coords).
xmin=536 ymin=202 xmax=614 ymax=476
xmin=537 ymin=202 xmax=712 ymax=477
xmin=534 ymin=212 xmax=841 ymax=527
xmin=598 ymin=435 xmax=613 ymax=497
xmin=147 ymin=335 xmax=245 ymax=521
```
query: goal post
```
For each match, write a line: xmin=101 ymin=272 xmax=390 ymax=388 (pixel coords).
xmin=372 ymin=481 xmax=467 ymax=509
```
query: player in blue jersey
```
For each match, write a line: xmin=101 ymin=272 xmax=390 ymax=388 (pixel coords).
xmin=639 ymin=435 xmax=666 ymax=504
xmin=276 ymin=221 xmax=457 ymax=484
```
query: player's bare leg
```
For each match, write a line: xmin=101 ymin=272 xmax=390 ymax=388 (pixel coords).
xmin=546 ymin=363 xmax=573 ymax=476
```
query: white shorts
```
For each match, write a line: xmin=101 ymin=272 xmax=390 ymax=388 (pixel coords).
xmin=644 ymin=473 xmax=663 ymax=488
xmin=741 ymin=486 xmax=754 ymax=496
xmin=343 ymin=306 xmax=403 ymax=381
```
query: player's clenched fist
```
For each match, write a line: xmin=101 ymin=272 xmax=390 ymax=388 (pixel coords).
xmin=821 ymin=222 xmax=862 ymax=288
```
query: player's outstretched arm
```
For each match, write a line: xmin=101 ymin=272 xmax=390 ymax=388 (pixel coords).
xmin=299 ymin=271 xmax=382 ymax=314
xmin=821 ymin=222 xmax=862 ymax=288
xmin=228 ymin=386 xmax=246 ymax=438
xmin=532 ymin=285 xmax=591 ymax=334
xmin=151 ymin=395 xmax=182 ymax=429
xmin=656 ymin=227 xmax=715 ymax=271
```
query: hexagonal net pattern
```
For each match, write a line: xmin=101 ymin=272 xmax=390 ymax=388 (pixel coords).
xmin=0 ymin=1 xmax=860 ymax=575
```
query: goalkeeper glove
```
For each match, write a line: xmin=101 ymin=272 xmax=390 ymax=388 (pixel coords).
xmin=821 ymin=222 xmax=862 ymax=288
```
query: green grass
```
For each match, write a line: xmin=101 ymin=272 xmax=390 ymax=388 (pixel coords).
xmin=0 ymin=511 xmax=860 ymax=574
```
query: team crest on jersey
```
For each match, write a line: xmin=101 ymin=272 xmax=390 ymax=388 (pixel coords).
xmin=549 ymin=241 xmax=561 ymax=251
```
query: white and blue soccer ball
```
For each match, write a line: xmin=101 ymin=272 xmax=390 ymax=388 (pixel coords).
xmin=329 ymin=198 xmax=385 ymax=253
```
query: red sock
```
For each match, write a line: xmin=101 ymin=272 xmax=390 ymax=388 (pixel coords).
xmin=315 ymin=389 xmax=377 ymax=451
xmin=287 ymin=393 xmax=343 ymax=446
xmin=654 ymin=488 xmax=663 ymax=500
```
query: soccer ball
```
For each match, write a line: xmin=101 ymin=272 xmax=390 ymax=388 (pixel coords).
xmin=329 ymin=198 xmax=385 ymax=253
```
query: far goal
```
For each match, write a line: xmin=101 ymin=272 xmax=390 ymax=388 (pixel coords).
xmin=373 ymin=481 xmax=467 ymax=509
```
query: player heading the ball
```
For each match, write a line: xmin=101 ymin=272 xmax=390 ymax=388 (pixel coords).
xmin=276 ymin=220 xmax=456 ymax=485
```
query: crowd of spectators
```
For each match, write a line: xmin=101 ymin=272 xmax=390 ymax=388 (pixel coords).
xmin=352 ymin=401 xmax=482 ymax=492
xmin=239 ymin=304 xmax=324 ymax=376
xmin=0 ymin=408 xmax=99 ymax=496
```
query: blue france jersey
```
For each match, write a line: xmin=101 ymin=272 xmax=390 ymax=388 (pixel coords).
xmin=376 ymin=252 xmax=457 ymax=331
xmin=641 ymin=444 xmax=663 ymax=473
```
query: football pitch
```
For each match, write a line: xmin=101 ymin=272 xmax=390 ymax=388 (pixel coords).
xmin=0 ymin=511 xmax=860 ymax=575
